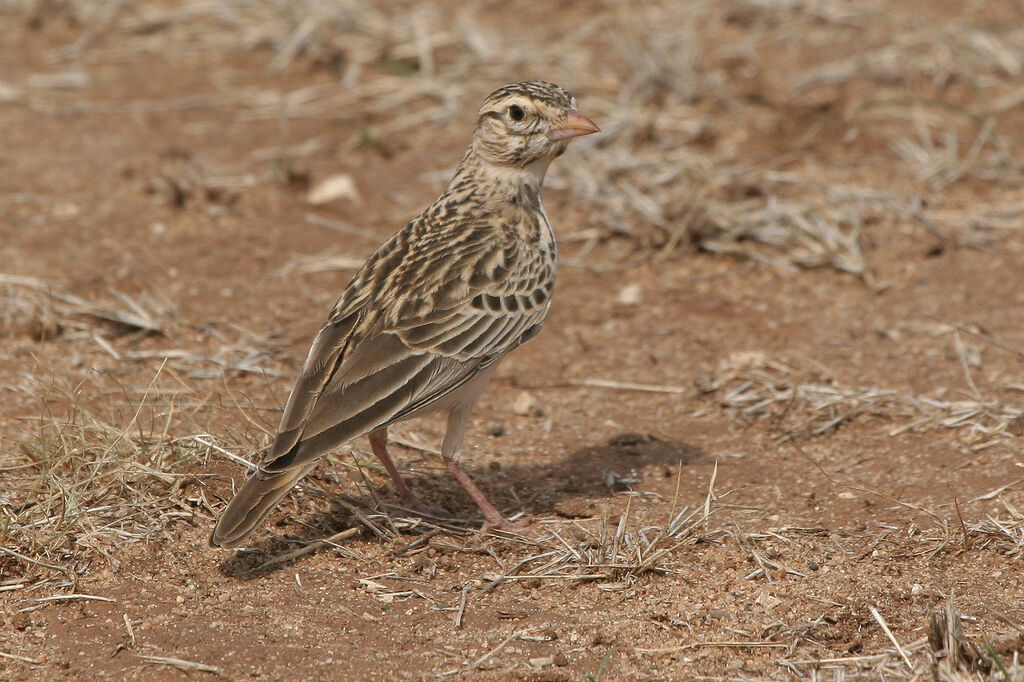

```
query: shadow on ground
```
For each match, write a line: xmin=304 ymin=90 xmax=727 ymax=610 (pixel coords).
xmin=215 ymin=434 xmax=705 ymax=578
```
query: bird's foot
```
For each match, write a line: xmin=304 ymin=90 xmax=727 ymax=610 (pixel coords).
xmin=480 ymin=514 xmax=532 ymax=535
xmin=396 ymin=495 xmax=449 ymax=520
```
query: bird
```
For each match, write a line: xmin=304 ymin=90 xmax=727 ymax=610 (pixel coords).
xmin=210 ymin=81 xmax=599 ymax=548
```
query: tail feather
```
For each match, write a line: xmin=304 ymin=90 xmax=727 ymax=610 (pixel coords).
xmin=210 ymin=464 xmax=315 ymax=548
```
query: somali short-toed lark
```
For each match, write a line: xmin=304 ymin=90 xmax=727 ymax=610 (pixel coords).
xmin=211 ymin=81 xmax=598 ymax=548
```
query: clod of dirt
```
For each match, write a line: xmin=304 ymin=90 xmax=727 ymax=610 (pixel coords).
xmin=306 ymin=173 xmax=360 ymax=205
xmin=11 ymin=612 xmax=32 ymax=631
xmin=511 ymin=391 xmax=542 ymax=417
xmin=607 ymin=433 xmax=660 ymax=447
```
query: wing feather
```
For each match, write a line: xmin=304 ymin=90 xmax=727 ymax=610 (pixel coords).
xmin=265 ymin=312 xmax=361 ymax=463
xmin=260 ymin=214 xmax=555 ymax=474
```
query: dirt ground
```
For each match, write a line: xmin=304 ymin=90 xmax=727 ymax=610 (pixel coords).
xmin=4 ymin=1 xmax=1024 ymax=680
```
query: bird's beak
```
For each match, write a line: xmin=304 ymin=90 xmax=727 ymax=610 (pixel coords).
xmin=549 ymin=112 xmax=600 ymax=141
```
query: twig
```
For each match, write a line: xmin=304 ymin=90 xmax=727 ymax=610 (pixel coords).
xmin=123 ymin=614 xmax=136 ymax=648
xmin=925 ymin=313 xmax=1024 ymax=360
xmin=869 ymin=605 xmax=914 ymax=671
xmin=968 ymin=478 xmax=1024 ymax=503
xmin=952 ymin=331 xmax=982 ymax=400
xmin=637 ymin=641 xmax=790 ymax=654
xmin=703 ymin=459 xmax=718 ymax=533
xmin=0 ymin=650 xmax=43 ymax=664
xmin=953 ymin=497 xmax=971 ymax=550
xmin=256 ymin=527 xmax=361 ymax=570
xmin=186 ymin=435 xmax=258 ymax=471
xmin=455 ymin=583 xmax=471 ymax=628
xmin=572 ymin=378 xmax=688 ymax=394
xmin=304 ymin=213 xmax=381 ymax=241
xmin=137 ymin=654 xmax=223 ymax=675
xmin=392 ymin=529 xmax=442 ymax=557
xmin=0 ymin=546 xmax=65 ymax=572
xmin=34 ymin=593 xmax=117 ymax=604
xmin=439 ymin=629 xmax=527 ymax=677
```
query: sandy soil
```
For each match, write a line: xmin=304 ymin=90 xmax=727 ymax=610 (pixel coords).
xmin=3 ymin=1 xmax=1024 ymax=680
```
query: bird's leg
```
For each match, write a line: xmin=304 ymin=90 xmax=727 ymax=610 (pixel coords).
xmin=442 ymin=408 xmax=530 ymax=533
xmin=368 ymin=427 xmax=447 ymax=518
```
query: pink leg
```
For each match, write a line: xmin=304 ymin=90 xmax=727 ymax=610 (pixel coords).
xmin=368 ymin=428 xmax=448 ymax=518
xmin=441 ymin=407 xmax=530 ymax=534
xmin=444 ymin=457 xmax=530 ymax=534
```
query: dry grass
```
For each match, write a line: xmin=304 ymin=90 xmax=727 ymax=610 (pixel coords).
xmin=8 ymin=0 xmax=1024 ymax=271
xmin=700 ymin=350 xmax=1022 ymax=449
xmin=5 ymin=0 xmax=1024 ymax=677
xmin=778 ymin=597 xmax=1024 ymax=681
xmin=0 ymin=370 xmax=252 ymax=583
xmin=1 ymin=273 xmax=174 ymax=339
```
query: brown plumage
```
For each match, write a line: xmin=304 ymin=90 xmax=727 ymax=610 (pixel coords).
xmin=210 ymin=81 xmax=598 ymax=548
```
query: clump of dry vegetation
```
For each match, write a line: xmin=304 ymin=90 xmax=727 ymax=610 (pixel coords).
xmin=700 ymin=350 xmax=1023 ymax=449
xmin=0 ymin=370 xmax=249 ymax=580
xmin=8 ymin=0 xmax=1024 ymax=272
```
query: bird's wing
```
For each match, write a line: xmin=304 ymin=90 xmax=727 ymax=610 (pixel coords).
xmin=259 ymin=222 xmax=555 ymax=473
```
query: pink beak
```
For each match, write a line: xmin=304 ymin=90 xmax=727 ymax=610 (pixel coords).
xmin=549 ymin=112 xmax=600 ymax=141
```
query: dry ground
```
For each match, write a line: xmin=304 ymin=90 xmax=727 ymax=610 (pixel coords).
xmin=3 ymin=1 xmax=1024 ymax=679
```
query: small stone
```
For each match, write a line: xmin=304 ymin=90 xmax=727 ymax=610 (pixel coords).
xmin=755 ymin=593 xmax=781 ymax=610
xmin=511 ymin=391 xmax=540 ymax=417
xmin=617 ymin=283 xmax=643 ymax=305
xmin=529 ymin=656 xmax=554 ymax=668
xmin=218 ymin=593 xmax=231 ymax=602
xmin=709 ymin=609 xmax=731 ymax=620
xmin=12 ymin=612 xmax=31 ymax=630
xmin=726 ymin=657 xmax=744 ymax=670
xmin=808 ymin=562 xmax=820 ymax=571
xmin=307 ymin=174 xmax=360 ymax=205
xmin=175 ymin=595 xmax=185 ymax=604
xmin=488 ymin=425 xmax=504 ymax=437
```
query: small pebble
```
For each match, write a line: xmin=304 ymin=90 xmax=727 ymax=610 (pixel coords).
xmin=488 ymin=425 xmax=504 ymax=436
xmin=511 ymin=391 xmax=540 ymax=417
xmin=808 ymin=562 xmax=820 ymax=571
xmin=709 ymin=609 xmax=730 ymax=620
xmin=617 ymin=283 xmax=642 ymax=305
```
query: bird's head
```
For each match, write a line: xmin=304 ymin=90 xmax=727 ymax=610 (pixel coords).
xmin=470 ymin=81 xmax=599 ymax=176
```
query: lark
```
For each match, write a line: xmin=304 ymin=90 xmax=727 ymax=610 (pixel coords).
xmin=211 ymin=81 xmax=598 ymax=548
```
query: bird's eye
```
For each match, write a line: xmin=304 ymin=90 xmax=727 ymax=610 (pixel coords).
xmin=508 ymin=104 xmax=525 ymax=122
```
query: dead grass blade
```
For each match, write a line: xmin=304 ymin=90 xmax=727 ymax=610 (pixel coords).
xmin=700 ymin=350 xmax=1022 ymax=446
xmin=137 ymin=654 xmax=223 ymax=676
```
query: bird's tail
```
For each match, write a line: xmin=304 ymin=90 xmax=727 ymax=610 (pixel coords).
xmin=209 ymin=464 xmax=316 ymax=548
